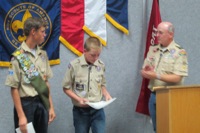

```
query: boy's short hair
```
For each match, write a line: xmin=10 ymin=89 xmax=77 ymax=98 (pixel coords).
xmin=23 ymin=17 xmax=47 ymax=36
xmin=84 ymin=37 xmax=102 ymax=51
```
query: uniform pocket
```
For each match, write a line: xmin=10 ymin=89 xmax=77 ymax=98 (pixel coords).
xmin=74 ymin=78 xmax=87 ymax=98
xmin=161 ymin=57 xmax=175 ymax=73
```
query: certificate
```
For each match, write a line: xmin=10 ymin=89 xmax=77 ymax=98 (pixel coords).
xmin=16 ymin=122 xmax=35 ymax=133
xmin=86 ymin=98 xmax=116 ymax=109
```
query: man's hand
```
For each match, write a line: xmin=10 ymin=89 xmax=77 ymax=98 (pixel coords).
xmin=141 ymin=69 xmax=156 ymax=80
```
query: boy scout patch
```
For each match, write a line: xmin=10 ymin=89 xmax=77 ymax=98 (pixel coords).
xmin=11 ymin=57 xmax=15 ymax=61
xmin=181 ymin=61 xmax=188 ymax=71
xmin=179 ymin=49 xmax=187 ymax=56
xmin=170 ymin=49 xmax=176 ymax=55
xmin=96 ymin=66 xmax=101 ymax=71
xmin=68 ymin=63 xmax=72 ymax=69
xmin=41 ymin=55 xmax=46 ymax=62
xmin=8 ymin=70 xmax=14 ymax=75
xmin=153 ymin=48 xmax=159 ymax=53
xmin=24 ymin=76 xmax=30 ymax=83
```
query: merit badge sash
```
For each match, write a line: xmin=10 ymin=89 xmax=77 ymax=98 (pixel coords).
xmin=13 ymin=49 xmax=50 ymax=110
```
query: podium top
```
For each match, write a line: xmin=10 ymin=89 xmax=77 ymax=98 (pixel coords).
xmin=153 ymin=85 xmax=200 ymax=91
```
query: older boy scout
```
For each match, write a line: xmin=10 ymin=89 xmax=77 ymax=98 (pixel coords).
xmin=5 ymin=17 xmax=56 ymax=133
xmin=141 ymin=22 xmax=188 ymax=132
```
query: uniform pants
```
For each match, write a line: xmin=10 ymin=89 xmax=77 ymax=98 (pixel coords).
xmin=149 ymin=93 xmax=156 ymax=132
xmin=73 ymin=106 xmax=105 ymax=133
xmin=14 ymin=96 xmax=48 ymax=133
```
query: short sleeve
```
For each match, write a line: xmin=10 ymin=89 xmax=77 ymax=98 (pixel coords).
xmin=5 ymin=57 xmax=21 ymax=88
xmin=173 ymin=49 xmax=188 ymax=76
xmin=62 ymin=63 xmax=74 ymax=90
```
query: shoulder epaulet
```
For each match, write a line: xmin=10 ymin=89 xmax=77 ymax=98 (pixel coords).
xmin=175 ymin=44 xmax=183 ymax=49
xmin=149 ymin=44 xmax=159 ymax=53
xmin=70 ymin=58 xmax=80 ymax=65
xmin=152 ymin=44 xmax=159 ymax=47
xmin=98 ymin=59 xmax=104 ymax=65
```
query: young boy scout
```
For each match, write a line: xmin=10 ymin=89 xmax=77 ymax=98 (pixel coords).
xmin=62 ymin=37 xmax=112 ymax=133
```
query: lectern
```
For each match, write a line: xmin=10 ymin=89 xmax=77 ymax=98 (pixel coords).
xmin=153 ymin=85 xmax=200 ymax=133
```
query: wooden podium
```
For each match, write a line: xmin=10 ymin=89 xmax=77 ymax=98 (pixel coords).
xmin=153 ymin=85 xmax=200 ymax=133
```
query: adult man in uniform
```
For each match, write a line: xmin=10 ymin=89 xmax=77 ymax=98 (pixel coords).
xmin=5 ymin=17 xmax=56 ymax=133
xmin=62 ymin=37 xmax=112 ymax=133
xmin=141 ymin=22 xmax=188 ymax=132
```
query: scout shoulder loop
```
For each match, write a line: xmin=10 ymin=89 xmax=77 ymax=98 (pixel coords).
xmin=12 ymin=48 xmax=50 ymax=110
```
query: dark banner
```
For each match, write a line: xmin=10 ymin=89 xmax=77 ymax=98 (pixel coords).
xmin=0 ymin=0 xmax=60 ymax=67
xmin=136 ymin=0 xmax=162 ymax=115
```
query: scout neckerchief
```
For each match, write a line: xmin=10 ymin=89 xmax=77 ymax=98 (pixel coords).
xmin=12 ymin=48 xmax=50 ymax=110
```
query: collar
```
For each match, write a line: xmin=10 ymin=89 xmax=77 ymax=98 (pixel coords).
xmin=21 ymin=41 xmax=42 ymax=55
xmin=79 ymin=55 xmax=99 ymax=67
xmin=158 ymin=40 xmax=176 ymax=52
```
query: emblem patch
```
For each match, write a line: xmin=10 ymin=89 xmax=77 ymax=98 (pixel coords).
xmin=4 ymin=3 xmax=52 ymax=48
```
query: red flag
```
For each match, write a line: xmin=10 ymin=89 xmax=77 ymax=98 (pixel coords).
xmin=136 ymin=0 xmax=162 ymax=115
xmin=59 ymin=0 xmax=84 ymax=56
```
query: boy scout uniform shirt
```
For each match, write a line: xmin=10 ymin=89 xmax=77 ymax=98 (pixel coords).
xmin=5 ymin=41 xmax=53 ymax=97
xmin=62 ymin=55 xmax=106 ymax=106
xmin=143 ymin=41 xmax=188 ymax=91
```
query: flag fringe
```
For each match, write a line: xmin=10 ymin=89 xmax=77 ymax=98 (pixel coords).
xmin=83 ymin=25 xmax=107 ymax=46
xmin=49 ymin=59 xmax=60 ymax=65
xmin=59 ymin=36 xmax=82 ymax=56
xmin=105 ymin=14 xmax=129 ymax=35
xmin=0 ymin=61 xmax=10 ymax=67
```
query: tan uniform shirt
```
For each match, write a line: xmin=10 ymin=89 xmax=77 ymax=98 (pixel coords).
xmin=143 ymin=41 xmax=188 ymax=91
xmin=5 ymin=41 xmax=53 ymax=97
xmin=62 ymin=55 xmax=106 ymax=106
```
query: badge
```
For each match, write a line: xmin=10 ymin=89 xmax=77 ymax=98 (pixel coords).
xmin=11 ymin=57 xmax=15 ymax=61
xmin=17 ymin=56 xmax=21 ymax=59
xmin=16 ymin=51 xmax=20 ymax=55
xmin=179 ymin=49 xmax=187 ymax=56
xmin=23 ymin=66 xmax=27 ymax=71
xmin=8 ymin=70 xmax=14 ymax=75
xmin=76 ymin=83 xmax=84 ymax=90
xmin=96 ymin=66 xmax=101 ymax=71
xmin=68 ymin=63 xmax=72 ymax=69
xmin=41 ymin=55 xmax=46 ymax=62
xmin=24 ymin=76 xmax=30 ymax=83
xmin=170 ymin=49 xmax=176 ymax=55
xmin=153 ymin=48 xmax=159 ymax=53
xmin=27 ymin=72 xmax=32 ymax=78
xmin=34 ymin=71 xmax=39 ymax=76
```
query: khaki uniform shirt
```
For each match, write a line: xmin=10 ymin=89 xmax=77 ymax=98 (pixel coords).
xmin=143 ymin=41 xmax=188 ymax=91
xmin=62 ymin=55 xmax=106 ymax=106
xmin=5 ymin=41 xmax=53 ymax=97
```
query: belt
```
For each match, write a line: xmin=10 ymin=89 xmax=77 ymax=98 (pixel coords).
xmin=151 ymin=91 xmax=156 ymax=94
xmin=73 ymin=106 xmax=93 ymax=111
xmin=21 ymin=95 xmax=40 ymax=101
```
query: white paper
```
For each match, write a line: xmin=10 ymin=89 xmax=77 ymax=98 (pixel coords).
xmin=16 ymin=122 xmax=35 ymax=133
xmin=86 ymin=98 xmax=116 ymax=109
